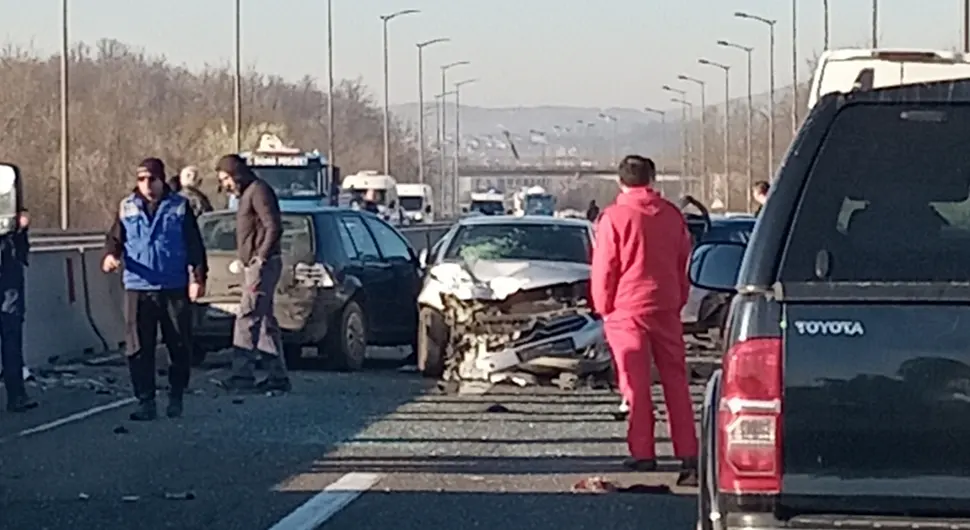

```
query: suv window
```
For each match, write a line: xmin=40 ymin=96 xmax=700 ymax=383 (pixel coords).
xmin=338 ymin=214 xmax=380 ymax=260
xmin=781 ymin=104 xmax=970 ymax=282
xmin=362 ymin=216 xmax=412 ymax=260
xmin=199 ymin=212 xmax=314 ymax=256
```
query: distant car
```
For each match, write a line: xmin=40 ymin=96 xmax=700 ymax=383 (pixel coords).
xmin=193 ymin=205 xmax=422 ymax=370
xmin=681 ymin=215 xmax=756 ymax=338
xmin=414 ymin=215 xmax=610 ymax=388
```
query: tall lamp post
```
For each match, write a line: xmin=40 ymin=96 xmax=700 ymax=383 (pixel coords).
xmin=416 ymin=37 xmax=450 ymax=185
xmin=670 ymin=98 xmax=693 ymax=195
xmin=643 ymin=107 xmax=673 ymax=194
xmin=326 ymin=0 xmax=335 ymax=185
xmin=60 ymin=0 xmax=70 ymax=230
xmin=698 ymin=58 xmax=731 ymax=210
xmin=717 ymin=40 xmax=755 ymax=212
xmin=791 ymin=0 xmax=799 ymax=130
xmin=735 ymin=11 xmax=776 ymax=178
xmin=453 ymin=78 xmax=478 ymax=213
xmin=677 ymin=74 xmax=707 ymax=195
xmin=380 ymin=9 xmax=419 ymax=176
xmin=823 ymin=0 xmax=830 ymax=49
xmin=871 ymin=0 xmax=878 ymax=48
xmin=662 ymin=84 xmax=691 ymax=184
xmin=440 ymin=61 xmax=469 ymax=190
xmin=435 ymin=90 xmax=457 ymax=214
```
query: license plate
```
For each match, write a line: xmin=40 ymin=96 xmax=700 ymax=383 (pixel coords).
xmin=206 ymin=303 xmax=238 ymax=318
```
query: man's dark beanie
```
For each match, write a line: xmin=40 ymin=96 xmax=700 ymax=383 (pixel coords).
xmin=138 ymin=158 xmax=166 ymax=179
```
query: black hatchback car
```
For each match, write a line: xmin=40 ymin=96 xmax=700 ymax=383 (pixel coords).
xmin=193 ymin=204 xmax=422 ymax=370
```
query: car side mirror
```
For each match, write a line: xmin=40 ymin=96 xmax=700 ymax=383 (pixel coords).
xmin=689 ymin=241 xmax=746 ymax=292
xmin=0 ymin=164 xmax=23 ymax=236
xmin=424 ymin=205 xmax=432 ymax=214
xmin=418 ymin=248 xmax=429 ymax=269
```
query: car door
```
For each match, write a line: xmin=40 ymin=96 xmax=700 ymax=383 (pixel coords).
xmin=336 ymin=212 xmax=395 ymax=338
xmin=361 ymin=214 xmax=421 ymax=340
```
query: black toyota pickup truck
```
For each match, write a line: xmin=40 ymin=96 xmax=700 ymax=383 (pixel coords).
xmin=690 ymin=80 xmax=970 ymax=530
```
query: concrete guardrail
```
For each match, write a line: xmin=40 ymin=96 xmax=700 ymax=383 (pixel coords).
xmin=18 ymin=221 xmax=455 ymax=370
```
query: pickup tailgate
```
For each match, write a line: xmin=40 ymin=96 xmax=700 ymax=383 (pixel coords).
xmin=782 ymin=302 xmax=970 ymax=512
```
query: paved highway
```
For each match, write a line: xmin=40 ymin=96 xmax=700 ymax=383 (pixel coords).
xmin=0 ymin=350 xmax=699 ymax=530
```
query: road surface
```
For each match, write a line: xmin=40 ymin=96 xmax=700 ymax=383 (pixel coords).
xmin=0 ymin=354 xmax=699 ymax=530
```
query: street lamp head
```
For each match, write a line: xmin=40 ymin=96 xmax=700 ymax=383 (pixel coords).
xmin=716 ymin=40 xmax=730 ymax=47
xmin=418 ymin=37 xmax=450 ymax=48
xmin=443 ymin=60 xmax=470 ymax=70
xmin=676 ymin=74 xmax=688 ymax=81
xmin=734 ymin=11 xmax=750 ymax=19
xmin=661 ymin=84 xmax=674 ymax=91
xmin=383 ymin=8 xmax=420 ymax=20
xmin=698 ymin=58 xmax=711 ymax=65
xmin=455 ymin=78 xmax=478 ymax=88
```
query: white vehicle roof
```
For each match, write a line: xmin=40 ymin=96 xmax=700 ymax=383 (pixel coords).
xmin=396 ymin=183 xmax=430 ymax=196
xmin=470 ymin=192 xmax=504 ymax=201
xmin=809 ymin=48 xmax=970 ymax=110
xmin=342 ymin=171 xmax=397 ymax=190
xmin=457 ymin=214 xmax=591 ymax=229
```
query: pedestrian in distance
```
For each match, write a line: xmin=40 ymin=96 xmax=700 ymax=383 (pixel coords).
xmin=586 ymin=200 xmax=600 ymax=222
xmin=752 ymin=180 xmax=770 ymax=216
xmin=214 ymin=154 xmax=291 ymax=393
xmin=0 ymin=207 xmax=37 ymax=413
xmin=591 ymin=154 xmax=698 ymax=486
xmin=178 ymin=165 xmax=214 ymax=218
xmin=102 ymin=158 xmax=208 ymax=421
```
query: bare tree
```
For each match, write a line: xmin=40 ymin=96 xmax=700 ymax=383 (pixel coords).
xmin=0 ymin=40 xmax=420 ymax=230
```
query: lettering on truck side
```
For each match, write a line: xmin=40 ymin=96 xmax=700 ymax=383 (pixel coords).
xmin=792 ymin=320 xmax=865 ymax=336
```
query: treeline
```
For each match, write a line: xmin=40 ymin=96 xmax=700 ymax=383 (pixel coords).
xmin=0 ymin=39 xmax=418 ymax=230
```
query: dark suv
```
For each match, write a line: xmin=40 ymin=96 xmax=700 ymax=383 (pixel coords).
xmin=691 ymin=82 xmax=970 ymax=529
xmin=194 ymin=204 xmax=422 ymax=370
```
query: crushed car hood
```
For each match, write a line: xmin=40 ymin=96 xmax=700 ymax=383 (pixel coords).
xmin=430 ymin=260 xmax=589 ymax=301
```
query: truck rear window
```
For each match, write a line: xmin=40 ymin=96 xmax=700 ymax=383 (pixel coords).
xmin=781 ymin=103 xmax=970 ymax=282
xmin=198 ymin=212 xmax=315 ymax=256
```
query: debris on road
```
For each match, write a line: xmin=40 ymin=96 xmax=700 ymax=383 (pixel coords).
xmin=484 ymin=403 xmax=511 ymax=413
xmin=113 ymin=426 xmax=130 ymax=435
xmin=571 ymin=476 xmax=618 ymax=493
xmin=121 ymin=495 xmax=140 ymax=503
xmin=164 ymin=491 xmax=196 ymax=501
xmin=77 ymin=493 xmax=90 ymax=501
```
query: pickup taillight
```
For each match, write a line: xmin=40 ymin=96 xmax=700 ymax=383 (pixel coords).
xmin=717 ymin=337 xmax=782 ymax=495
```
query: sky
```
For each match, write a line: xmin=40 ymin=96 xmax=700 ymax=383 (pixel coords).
xmin=1 ymin=1 xmax=964 ymax=109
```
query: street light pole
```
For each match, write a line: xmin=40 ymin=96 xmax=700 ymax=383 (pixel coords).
xmin=416 ymin=38 xmax=450 ymax=186
xmin=326 ymin=0 xmax=335 ymax=185
xmin=439 ymin=60 xmax=470 ymax=201
xmin=435 ymin=90 xmax=457 ymax=214
xmin=791 ymin=0 xmax=799 ymax=130
xmin=670 ymin=98 xmax=693 ymax=196
xmin=718 ymin=40 xmax=755 ymax=212
xmin=964 ymin=0 xmax=969 ymax=52
xmin=380 ymin=9 xmax=420 ymax=177
xmin=699 ymin=59 xmax=731 ymax=210
xmin=677 ymin=75 xmax=707 ymax=192
xmin=59 ymin=0 xmax=69 ymax=230
xmin=454 ymin=78 xmax=478 ymax=213
xmin=871 ymin=0 xmax=878 ymax=48
xmin=644 ymin=107 xmax=672 ymax=194
xmin=735 ymin=12 xmax=776 ymax=178
xmin=823 ymin=0 xmax=830 ymax=49
xmin=663 ymin=85 xmax=690 ymax=184
xmin=234 ymin=0 xmax=241 ymax=153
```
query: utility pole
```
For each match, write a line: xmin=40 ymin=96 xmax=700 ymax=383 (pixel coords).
xmin=677 ymin=75 xmax=707 ymax=194
xmin=791 ymin=0 xmax=799 ymax=130
xmin=234 ymin=0 xmax=241 ymax=153
xmin=380 ymin=9 xmax=419 ymax=176
xmin=871 ymin=0 xmax=878 ymax=48
xmin=416 ymin=38 xmax=449 ymax=185
xmin=735 ymin=12 xmax=776 ymax=179
xmin=326 ymin=0 xmax=335 ymax=188
xmin=439 ymin=61 xmax=469 ymax=209
xmin=699 ymin=59 xmax=731 ymax=210
xmin=718 ymin=40 xmax=755 ymax=212
xmin=59 ymin=0 xmax=69 ymax=230
xmin=670 ymin=98 xmax=693 ymax=196
xmin=454 ymin=79 xmax=478 ymax=213
xmin=643 ymin=108 xmax=670 ymax=193
xmin=823 ymin=0 xmax=830 ymax=49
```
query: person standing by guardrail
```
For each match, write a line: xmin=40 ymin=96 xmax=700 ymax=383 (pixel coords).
xmin=1 ymin=207 xmax=37 ymax=413
xmin=213 ymin=154 xmax=290 ymax=394
xmin=178 ymin=166 xmax=213 ymax=218
xmin=590 ymin=155 xmax=698 ymax=486
xmin=102 ymin=158 xmax=208 ymax=421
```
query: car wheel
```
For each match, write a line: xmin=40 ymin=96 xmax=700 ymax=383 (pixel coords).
xmin=416 ymin=307 xmax=447 ymax=378
xmin=322 ymin=301 xmax=367 ymax=372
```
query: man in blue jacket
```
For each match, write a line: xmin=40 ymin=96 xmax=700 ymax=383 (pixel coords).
xmin=1 ymin=208 xmax=36 ymax=413
xmin=102 ymin=158 xmax=208 ymax=421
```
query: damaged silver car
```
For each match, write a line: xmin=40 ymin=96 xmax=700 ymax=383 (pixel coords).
xmin=415 ymin=215 xmax=611 ymax=391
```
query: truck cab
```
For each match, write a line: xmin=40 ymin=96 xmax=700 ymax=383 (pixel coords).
xmin=513 ymin=186 xmax=556 ymax=216
xmin=468 ymin=190 xmax=506 ymax=215
xmin=230 ymin=133 xmax=338 ymax=210
xmin=693 ymin=79 xmax=970 ymax=530
xmin=395 ymin=183 xmax=433 ymax=224
xmin=341 ymin=171 xmax=404 ymax=225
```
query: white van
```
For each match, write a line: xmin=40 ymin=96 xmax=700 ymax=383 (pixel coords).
xmin=341 ymin=171 xmax=404 ymax=224
xmin=395 ymin=183 xmax=434 ymax=223
xmin=808 ymin=48 xmax=970 ymax=111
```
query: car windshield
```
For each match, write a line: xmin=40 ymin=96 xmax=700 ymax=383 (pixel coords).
xmin=470 ymin=200 xmax=505 ymax=215
xmin=524 ymin=195 xmax=555 ymax=214
xmin=198 ymin=212 xmax=315 ymax=257
xmin=251 ymin=166 xmax=321 ymax=197
xmin=399 ymin=196 xmax=424 ymax=211
xmin=781 ymin=103 xmax=970 ymax=282
xmin=443 ymin=222 xmax=590 ymax=263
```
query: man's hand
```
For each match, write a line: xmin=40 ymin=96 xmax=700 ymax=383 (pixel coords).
xmin=101 ymin=254 xmax=121 ymax=273
xmin=188 ymin=281 xmax=205 ymax=302
xmin=18 ymin=211 xmax=29 ymax=228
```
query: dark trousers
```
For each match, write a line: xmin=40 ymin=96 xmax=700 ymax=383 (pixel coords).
xmin=0 ymin=264 xmax=26 ymax=401
xmin=124 ymin=288 xmax=193 ymax=401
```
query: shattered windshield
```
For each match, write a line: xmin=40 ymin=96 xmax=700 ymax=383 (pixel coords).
xmin=444 ymin=223 xmax=590 ymax=264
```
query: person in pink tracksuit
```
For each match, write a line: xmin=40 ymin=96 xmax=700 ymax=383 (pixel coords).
xmin=591 ymin=155 xmax=698 ymax=486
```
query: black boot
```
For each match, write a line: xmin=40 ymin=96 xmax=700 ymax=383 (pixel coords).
xmin=6 ymin=393 xmax=38 ymax=413
xmin=676 ymin=457 xmax=699 ymax=487
xmin=622 ymin=457 xmax=659 ymax=472
xmin=129 ymin=399 xmax=157 ymax=421
xmin=166 ymin=392 xmax=184 ymax=418
xmin=256 ymin=377 xmax=292 ymax=393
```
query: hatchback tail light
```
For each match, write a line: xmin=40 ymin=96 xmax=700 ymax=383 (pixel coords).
xmin=294 ymin=262 xmax=335 ymax=288
xmin=717 ymin=337 xmax=782 ymax=495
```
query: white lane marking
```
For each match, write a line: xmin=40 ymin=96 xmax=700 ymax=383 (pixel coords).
xmin=2 ymin=397 xmax=137 ymax=442
xmin=268 ymin=472 xmax=383 ymax=530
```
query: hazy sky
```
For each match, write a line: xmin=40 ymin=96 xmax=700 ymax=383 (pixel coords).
xmin=2 ymin=1 xmax=964 ymax=108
